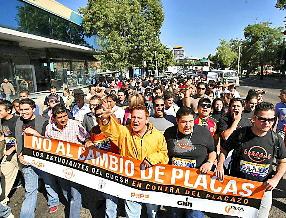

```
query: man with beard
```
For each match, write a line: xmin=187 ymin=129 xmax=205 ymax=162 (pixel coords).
xmin=149 ymin=96 xmax=176 ymax=133
xmin=98 ymin=104 xmax=168 ymax=218
xmin=216 ymin=102 xmax=286 ymax=218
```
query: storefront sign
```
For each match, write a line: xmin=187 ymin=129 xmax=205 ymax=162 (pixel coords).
xmin=23 ymin=135 xmax=265 ymax=217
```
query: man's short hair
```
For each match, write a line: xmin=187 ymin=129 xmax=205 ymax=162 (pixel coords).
xmin=254 ymin=102 xmax=274 ymax=116
xmin=164 ymin=91 xmax=174 ymax=100
xmin=280 ymin=89 xmax=286 ymax=94
xmin=196 ymin=82 xmax=206 ymax=88
xmin=19 ymin=98 xmax=36 ymax=109
xmin=153 ymin=96 xmax=164 ymax=104
xmin=12 ymin=98 xmax=20 ymax=105
xmin=107 ymin=93 xmax=117 ymax=102
xmin=52 ymin=104 xmax=68 ymax=117
xmin=50 ymin=86 xmax=57 ymax=90
xmin=153 ymin=86 xmax=163 ymax=93
xmin=0 ymin=100 xmax=13 ymax=112
xmin=118 ymin=89 xmax=126 ymax=95
xmin=176 ymin=107 xmax=195 ymax=119
xmin=229 ymin=98 xmax=244 ymax=107
xmin=245 ymin=92 xmax=258 ymax=102
xmin=90 ymin=95 xmax=100 ymax=102
xmin=198 ymin=97 xmax=211 ymax=106
xmin=19 ymin=90 xmax=29 ymax=96
xmin=130 ymin=104 xmax=149 ymax=117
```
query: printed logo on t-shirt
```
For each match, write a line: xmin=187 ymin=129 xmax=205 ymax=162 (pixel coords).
xmin=94 ymin=138 xmax=112 ymax=151
xmin=1 ymin=125 xmax=12 ymax=136
xmin=172 ymin=157 xmax=196 ymax=168
xmin=243 ymin=146 xmax=272 ymax=163
xmin=175 ymin=138 xmax=195 ymax=151
xmin=240 ymin=160 xmax=270 ymax=179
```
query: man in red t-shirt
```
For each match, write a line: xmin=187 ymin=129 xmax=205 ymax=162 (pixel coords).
xmin=194 ymin=98 xmax=217 ymax=136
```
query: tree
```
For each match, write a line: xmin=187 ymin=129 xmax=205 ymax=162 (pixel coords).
xmin=215 ymin=40 xmax=238 ymax=69
xmin=17 ymin=4 xmax=87 ymax=46
xmin=242 ymin=22 xmax=283 ymax=79
xmin=80 ymin=0 xmax=173 ymax=73
xmin=276 ymin=0 xmax=286 ymax=9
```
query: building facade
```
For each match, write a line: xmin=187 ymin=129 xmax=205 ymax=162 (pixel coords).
xmin=0 ymin=0 xmax=97 ymax=93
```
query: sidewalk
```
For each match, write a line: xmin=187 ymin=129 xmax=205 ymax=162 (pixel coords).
xmin=240 ymin=76 xmax=285 ymax=90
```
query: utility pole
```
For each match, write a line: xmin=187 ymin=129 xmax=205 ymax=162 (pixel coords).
xmin=237 ymin=44 xmax=241 ymax=77
xmin=154 ymin=51 xmax=159 ymax=77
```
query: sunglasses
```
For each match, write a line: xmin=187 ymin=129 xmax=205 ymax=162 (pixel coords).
xmin=197 ymin=87 xmax=206 ymax=90
xmin=90 ymin=104 xmax=101 ymax=109
xmin=199 ymin=103 xmax=211 ymax=108
xmin=49 ymin=100 xmax=58 ymax=103
xmin=255 ymin=116 xmax=275 ymax=123
xmin=155 ymin=104 xmax=164 ymax=107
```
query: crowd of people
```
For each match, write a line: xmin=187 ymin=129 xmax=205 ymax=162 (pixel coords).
xmin=0 ymin=75 xmax=286 ymax=218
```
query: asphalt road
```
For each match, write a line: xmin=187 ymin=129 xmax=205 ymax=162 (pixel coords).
xmin=6 ymin=76 xmax=286 ymax=218
xmin=237 ymin=76 xmax=284 ymax=104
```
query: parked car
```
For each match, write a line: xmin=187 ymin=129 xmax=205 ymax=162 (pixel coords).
xmin=208 ymin=70 xmax=240 ymax=86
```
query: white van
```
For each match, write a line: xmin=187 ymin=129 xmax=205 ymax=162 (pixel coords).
xmin=208 ymin=70 xmax=240 ymax=86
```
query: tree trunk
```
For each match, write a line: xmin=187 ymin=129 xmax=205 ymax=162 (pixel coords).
xmin=259 ymin=64 xmax=264 ymax=80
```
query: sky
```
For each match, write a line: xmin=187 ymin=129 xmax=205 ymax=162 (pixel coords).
xmin=59 ymin=0 xmax=285 ymax=58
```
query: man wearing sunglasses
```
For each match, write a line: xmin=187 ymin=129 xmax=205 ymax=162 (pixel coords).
xmin=216 ymin=102 xmax=286 ymax=218
xmin=149 ymin=96 xmax=176 ymax=133
xmin=194 ymin=98 xmax=217 ymax=137
xmin=185 ymin=82 xmax=207 ymax=113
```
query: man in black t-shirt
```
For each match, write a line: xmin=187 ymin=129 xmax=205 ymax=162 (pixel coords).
xmin=16 ymin=98 xmax=59 ymax=216
xmin=216 ymin=102 xmax=286 ymax=218
xmin=0 ymin=100 xmax=18 ymax=203
xmin=164 ymin=107 xmax=216 ymax=218
xmin=240 ymin=92 xmax=258 ymax=128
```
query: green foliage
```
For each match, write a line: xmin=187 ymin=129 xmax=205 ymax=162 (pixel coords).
xmin=215 ymin=40 xmax=238 ymax=68
xmin=276 ymin=0 xmax=286 ymax=9
xmin=17 ymin=4 xmax=87 ymax=46
xmin=242 ymin=22 xmax=283 ymax=74
xmin=80 ymin=0 xmax=173 ymax=72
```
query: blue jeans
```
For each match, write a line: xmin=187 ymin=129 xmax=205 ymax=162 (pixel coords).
xmin=20 ymin=166 xmax=59 ymax=218
xmin=0 ymin=203 xmax=12 ymax=218
xmin=169 ymin=207 xmax=204 ymax=218
xmin=4 ymin=94 xmax=11 ymax=101
xmin=257 ymin=190 xmax=272 ymax=218
xmin=104 ymin=193 xmax=118 ymax=218
xmin=125 ymin=200 xmax=158 ymax=218
xmin=60 ymin=179 xmax=82 ymax=218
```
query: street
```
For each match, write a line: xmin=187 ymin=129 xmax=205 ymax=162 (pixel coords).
xmin=237 ymin=76 xmax=283 ymax=104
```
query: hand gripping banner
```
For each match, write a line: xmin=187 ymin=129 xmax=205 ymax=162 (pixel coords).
xmin=23 ymin=135 xmax=266 ymax=217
